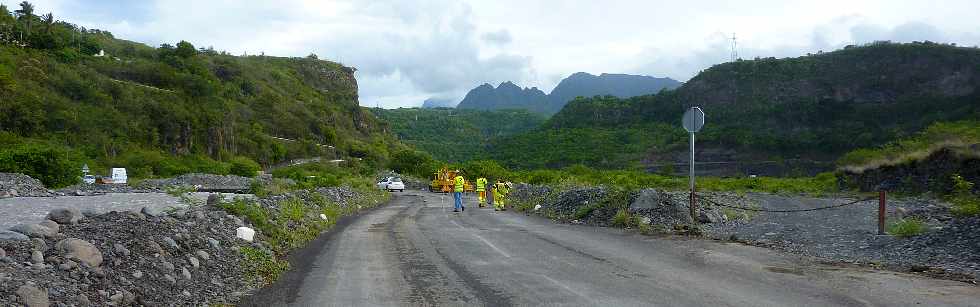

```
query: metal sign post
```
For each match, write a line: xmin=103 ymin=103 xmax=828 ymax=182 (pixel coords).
xmin=682 ymin=107 xmax=705 ymax=222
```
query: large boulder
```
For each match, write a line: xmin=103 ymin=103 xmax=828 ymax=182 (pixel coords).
xmin=10 ymin=223 xmax=58 ymax=238
xmin=16 ymin=283 xmax=50 ymax=307
xmin=698 ymin=210 xmax=725 ymax=224
xmin=630 ymin=189 xmax=692 ymax=223
xmin=55 ymin=238 xmax=103 ymax=267
xmin=47 ymin=208 xmax=84 ymax=224
xmin=629 ymin=189 xmax=664 ymax=210
xmin=141 ymin=206 xmax=166 ymax=218
xmin=0 ymin=230 xmax=30 ymax=241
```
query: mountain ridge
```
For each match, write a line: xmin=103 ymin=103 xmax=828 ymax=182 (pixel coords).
xmin=488 ymin=42 xmax=980 ymax=172
xmin=456 ymin=72 xmax=681 ymax=115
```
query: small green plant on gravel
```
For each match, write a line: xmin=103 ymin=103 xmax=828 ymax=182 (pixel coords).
xmin=165 ymin=185 xmax=197 ymax=197
xmin=636 ymin=220 xmax=659 ymax=235
xmin=948 ymin=174 xmax=979 ymax=216
xmin=887 ymin=218 xmax=927 ymax=237
xmin=250 ymin=179 xmax=297 ymax=197
xmin=573 ymin=203 xmax=600 ymax=220
xmin=279 ymin=198 xmax=307 ymax=222
xmin=611 ymin=209 xmax=633 ymax=228
xmin=240 ymin=246 xmax=289 ymax=285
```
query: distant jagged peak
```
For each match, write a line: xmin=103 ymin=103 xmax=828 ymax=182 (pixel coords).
xmin=497 ymin=81 xmax=521 ymax=89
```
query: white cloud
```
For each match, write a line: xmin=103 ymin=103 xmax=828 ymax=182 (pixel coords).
xmin=481 ymin=29 xmax=512 ymax=45
xmin=6 ymin=0 xmax=980 ymax=108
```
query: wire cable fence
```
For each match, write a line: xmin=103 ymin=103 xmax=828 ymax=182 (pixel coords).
xmin=698 ymin=194 xmax=877 ymax=213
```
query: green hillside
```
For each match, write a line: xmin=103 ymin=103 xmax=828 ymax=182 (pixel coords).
xmin=491 ymin=42 xmax=980 ymax=171
xmin=0 ymin=5 xmax=401 ymax=187
xmin=370 ymin=107 xmax=545 ymax=162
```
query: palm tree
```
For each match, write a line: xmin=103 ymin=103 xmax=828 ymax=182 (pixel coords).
xmin=42 ymin=12 xmax=52 ymax=33
xmin=14 ymin=1 xmax=33 ymax=35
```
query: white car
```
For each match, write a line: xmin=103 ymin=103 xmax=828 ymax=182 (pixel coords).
xmin=377 ymin=177 xmax=405 ymax=192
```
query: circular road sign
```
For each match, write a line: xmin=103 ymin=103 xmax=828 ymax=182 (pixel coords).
xmin=682 ymin=107 xmax=705 ymax=133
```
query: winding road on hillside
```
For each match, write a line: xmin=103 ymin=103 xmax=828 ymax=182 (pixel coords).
xmin=245 ymin=191 xmax=979 ymax=307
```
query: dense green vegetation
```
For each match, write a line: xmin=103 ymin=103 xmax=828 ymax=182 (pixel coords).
xmin=838 ymin=120 xmax=980 ymax=168
xmin=491 ymin=42 xmax=980 ymax=170
xmin=0 ymin=3 xmax=401 ymax=187
xmin=370 ymin=108 xmax=545 ymax=162
xmin=432 ymin=160 xmax=839 ymax=195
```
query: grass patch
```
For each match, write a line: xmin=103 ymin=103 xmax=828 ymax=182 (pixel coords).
xmin=251 ymin=178 xmax=297 ymax=197
xmin=240 ymin=246 xmax=289 ymax=284
xmin=165 ymin=185 xmax=197 ymax=197
xmin=573 ymin=203 xmax=600 ymax=220
xmin=611 ymin=208 xmax=642 ymax=228
xmin=887 ymin=218 xmax=927 ymax=238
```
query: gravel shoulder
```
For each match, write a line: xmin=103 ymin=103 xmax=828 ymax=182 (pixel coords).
xmin=705 ymin=193 xmax=980 ymax=282
xmin=511 ymin=184 xmax=980 ymax=283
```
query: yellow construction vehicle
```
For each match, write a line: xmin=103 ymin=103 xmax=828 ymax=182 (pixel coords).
xmin=430 ymin=166 xmax=474 ymax=193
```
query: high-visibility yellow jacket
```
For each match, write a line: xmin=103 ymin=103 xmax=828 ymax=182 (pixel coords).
xmin=454 ymin=176 xmax=465 ymax=192
xmin=476 ymin=178 xmax=487 ymax=191
xmin=494 ymin=182 xmax=509 ymax=195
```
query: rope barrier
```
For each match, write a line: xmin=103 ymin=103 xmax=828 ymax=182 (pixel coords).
xmin=698 ymin=195 xmax=877 ymax=213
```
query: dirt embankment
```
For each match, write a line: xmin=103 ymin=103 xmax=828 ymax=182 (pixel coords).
xmin=840 ymin=145 xmax=980 ymax=194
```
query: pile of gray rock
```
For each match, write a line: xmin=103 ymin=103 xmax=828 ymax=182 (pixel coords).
xmin=510 ymin=184 xmax=737 ymax=230
xmin=138 ymin=173 xmax=254 ymax=191
xmin=0 ymin=205 xmax=257 ymax=306
xmin=0 ymin=173 xmax=53 ymax=198
xmin=255 ymin=186 xmax=364 ymax=215
xmin=55 ymin=183 xmax=162 ymax=196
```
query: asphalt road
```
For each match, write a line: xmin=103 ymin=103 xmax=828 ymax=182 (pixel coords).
xmin=248 ymin=191 xmax=980 ymax=307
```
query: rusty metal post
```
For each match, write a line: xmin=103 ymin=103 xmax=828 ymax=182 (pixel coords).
xmin=690 ymin=190 xmax=696 ymax=222
xmin=878 ymin=191 xmax=886 ymax=235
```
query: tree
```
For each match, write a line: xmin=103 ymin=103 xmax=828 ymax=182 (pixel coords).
xmin=41 ymin=12 xmax=52 ymax=33
xmin=14 ymin=1 xmax=33 ymax=35
xmin=175 ymin=40 xmax=197 ymax=58
xmin=388 ymin=149 xmax=437 ymax=178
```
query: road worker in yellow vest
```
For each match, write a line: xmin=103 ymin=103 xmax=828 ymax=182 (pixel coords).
xmin=476 ymin=177 xmax=488 ymax=207
xmin=493 ymin=180 xmax=510 ymax=211
xmin=453 ymin=173 xmax=465 ymax=212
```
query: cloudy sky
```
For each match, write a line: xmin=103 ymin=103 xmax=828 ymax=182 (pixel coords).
xmin=7 ymin=0 xmax=980 ymax=108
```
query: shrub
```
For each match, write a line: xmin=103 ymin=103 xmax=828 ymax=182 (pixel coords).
xmin=229 ymin=156 xmax=260 ymax=177
xmin=950 ymin=197 xmax=980 ymax=216
xmin=948 ymin=174 xmax=979 ymax=216
xmin=0 ymin=142 xmax=80 ymax=188
xmin=887 ymin=218 xmax=927 ymax=238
